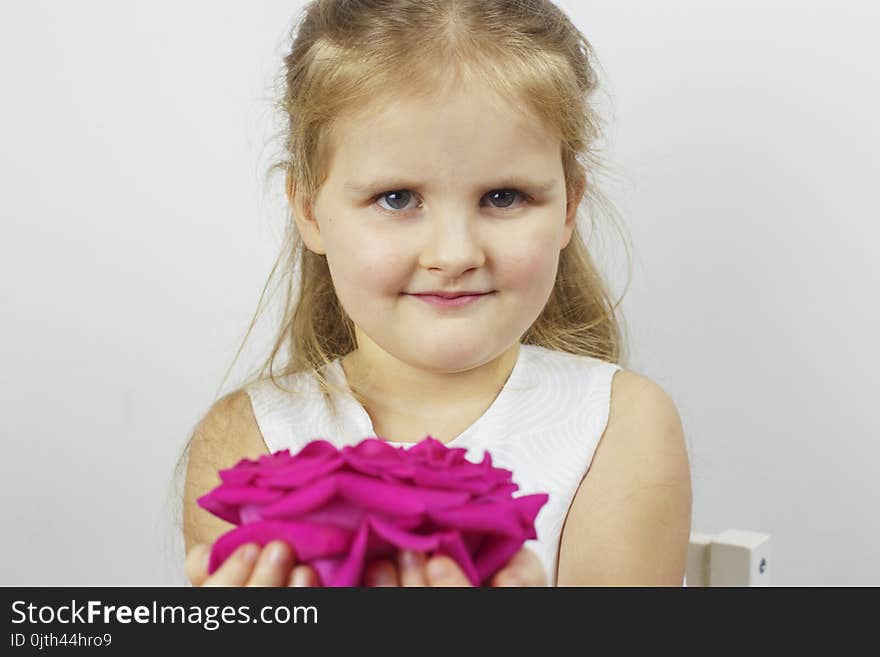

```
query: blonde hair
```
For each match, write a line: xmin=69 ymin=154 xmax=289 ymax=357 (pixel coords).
xmin=241 ymin=0 xmax=633 ymax=402
xmin=170 ymin=0 xmax=635 ymax=516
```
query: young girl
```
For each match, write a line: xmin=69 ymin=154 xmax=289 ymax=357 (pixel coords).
xmin=179 ymin=0 xmax=692 ymax=587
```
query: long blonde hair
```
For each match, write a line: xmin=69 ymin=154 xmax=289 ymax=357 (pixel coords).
xmin=169 ymin=0 xmax=635 ymax=532
xmin=236 ymin=0 xmax=633 ymax=401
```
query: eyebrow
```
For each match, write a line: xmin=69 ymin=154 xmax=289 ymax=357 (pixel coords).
xmin=344 ymin=176 xmax=556 ymax=194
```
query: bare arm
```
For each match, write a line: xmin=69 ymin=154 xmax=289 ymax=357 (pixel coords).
xmin=556 ymin=370 xmax=693 ymax=586
xmin=183 ymin=389 xmax=325 ymax=586
xmin=182 ymin=389 xmax=271 ymax=554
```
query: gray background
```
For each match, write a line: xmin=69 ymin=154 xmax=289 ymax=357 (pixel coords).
xmin=1 ymin=0 xmax=877 ymax=585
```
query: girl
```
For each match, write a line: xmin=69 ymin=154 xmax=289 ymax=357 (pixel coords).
xmin=178 ymin=0 xmax=692 ymax=587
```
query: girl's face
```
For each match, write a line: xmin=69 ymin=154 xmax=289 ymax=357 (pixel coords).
xmin=293 ymin=82 xmax=582 ymax=374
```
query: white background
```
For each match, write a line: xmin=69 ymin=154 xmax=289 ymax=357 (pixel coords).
xmin=1 ymin=0 xmax=877 ymax=585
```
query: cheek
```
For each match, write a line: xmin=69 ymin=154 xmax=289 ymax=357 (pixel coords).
xmin=501 ymin=233 xmax=560 ymax=297
xmin=328 ymin=232 xmax=408 ymax=298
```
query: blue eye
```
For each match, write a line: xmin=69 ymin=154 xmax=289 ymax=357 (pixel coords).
xmin=376 ymin=190 xmax=416 ymax=212
xmin=485 ymin=189 xmax=525 ymax=209
xmin=372 ymin=188 xmax=532 ymax=215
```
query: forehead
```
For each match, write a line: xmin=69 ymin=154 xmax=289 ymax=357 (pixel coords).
xmin=325 ymin=83 xmax=562 ymax=188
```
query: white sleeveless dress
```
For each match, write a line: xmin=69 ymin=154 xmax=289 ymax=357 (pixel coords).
xmin=245 ymin=343 xmax=687 ymax=587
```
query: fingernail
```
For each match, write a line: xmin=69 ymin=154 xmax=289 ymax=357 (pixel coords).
xmin=499 ymin=574 xmax=523 ymax=587
xmin=427 ymin=557 xmax=450 ymax=580
xmin=374 ymin=566 xmax=396 ymax=586
xmin=268 ymin=542 xmax=287 ymax=565
xmin=291 ymin=568 xmax=310 ymax=587
xmin=240 ymin=544 xmax=259 ymax=563
xmin=401 ymin=550 xmax=419 ymax=570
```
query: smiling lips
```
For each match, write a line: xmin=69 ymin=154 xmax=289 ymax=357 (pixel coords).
xmin=410 ymin=290 xmax=492 ymax=298
xmin=407 ymin=291 xmax=493 ymax=307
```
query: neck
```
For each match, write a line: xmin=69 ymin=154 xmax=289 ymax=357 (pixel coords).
xmin=340 ymin=342 xmax=521 ymax=420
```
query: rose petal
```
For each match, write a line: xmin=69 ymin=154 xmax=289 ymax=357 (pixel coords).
xmin=433 ymin=530 xmax=481 ymax=586
xmin=440 ymin=447 xmax=470 ymax=466
xmin=240 ymin=504 xmax=264 ymax=524
xmin=218 ymin=467 xmax=258 ymax=486
xmin=367 ymin=515 xmax=441 ymax=552
xmin=342 ymin=440 xmax=413 ymax=479
xmin=208 ymin=519 xmax=353 ymax=574
xmin=407 ymin=486 xmax=472 ymax=510
xmin=407 ymin=436 xmax=447 ymax=459
xmin=513 ymin=493 xmax=550 ymax=537
xmin=258 ymin=455 xmax=345 ymax=489
xmin=308 ymin=554 xmax=345 ymax=587
xmin=325 ymin=520 xmax=371 ymax=587
xmin=197 ymin=486 xmax=284 ymax=525
xmin=478 ymin=482 xmax=521 ymax=503
xmin=344 ymin=458 xmax=416 ymax=481
xmin=473 ymin=534 xmax=525 ymax=585
xmin=210 ymin=485 xmax=285 ymax=506
xmin=335 ymin=472 xmax=426 ymax=515
xmin=296 ymin=439 xmax=340 ymax=459
xmin=196 ymin=495 xmax=241 ymax=525
xmin=255 ymin=449 xmax=295 ymax=468
xmin=300 ymin=498 xmax=366 ymax=531
xmin=409 ymin=468 xmax=498 ymax=494
xmin=344 ymin=438 xmax=401 ymax=459
xmin=367 ymin=517 xmax=481 ymax=586
xmin=460 ymin=531 xmax=487 ymax=554
xmin=299 ymin=500 xmax=426 ymax=533
xmin=258 ymin=476 xmax=339 ymax=519
xmin=428 ymin=502 xmax=524 ymax=537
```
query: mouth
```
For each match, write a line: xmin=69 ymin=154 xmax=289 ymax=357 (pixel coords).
xmin=404 ymin=291 xmax=495 ymax=307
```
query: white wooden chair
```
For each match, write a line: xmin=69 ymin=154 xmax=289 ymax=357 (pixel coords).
xmin=687 ymin=529 xmax=771 ymax=586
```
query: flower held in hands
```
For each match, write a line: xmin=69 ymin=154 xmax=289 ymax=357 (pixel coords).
xmin=197 ymin=436 xmax=548 ymax=586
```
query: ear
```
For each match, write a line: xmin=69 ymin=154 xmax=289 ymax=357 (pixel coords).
xmin=561 ymin=166 xmax=587 ymax=250
xmin=287 ymin=172 xmax=326 ymax=256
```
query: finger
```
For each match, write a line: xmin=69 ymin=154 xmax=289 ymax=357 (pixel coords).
xmin=289 ymin=564 xmax=320 ymax=587
xmin=185 ymin=544 xmax=212 ymax=587
xmin=246 ymin=541 xmax=295 ymax=587
xmin=202 ymin=543 xmax=261 ymax=587
xmin=363 ymin=559 xmax=400 ymax=587
xmin=398 ymin=550 xmax=428 ymax=587
xmin=490 ymin=546 xmax=547 ymax=587
xmin=425 ymin=554 xmax=472 ymax=587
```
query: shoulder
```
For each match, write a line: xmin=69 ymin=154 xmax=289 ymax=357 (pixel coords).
xmin=193 ymin=388 xmax=268 ymax=453
xmin=183 ymin=389 xmax=270 ymax=551
xmin=556 ymin=369 xmax=692 ymax=585
xmin=607 ymin=369 xmax=686 ymax=448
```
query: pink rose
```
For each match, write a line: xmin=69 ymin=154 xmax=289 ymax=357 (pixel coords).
xmin=197 ymin=436 xmax=548 ymax=586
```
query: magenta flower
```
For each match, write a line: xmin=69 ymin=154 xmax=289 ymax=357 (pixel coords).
xmin=197 ymin=436 xmax=548 ymax=586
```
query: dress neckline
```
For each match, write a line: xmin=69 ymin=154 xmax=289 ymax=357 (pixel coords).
xmin=330 ymin=344 xmax=528 ymax=448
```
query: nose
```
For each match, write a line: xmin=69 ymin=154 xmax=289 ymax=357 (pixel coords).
xmin=417 ymin=211 xmax=487 ymax=275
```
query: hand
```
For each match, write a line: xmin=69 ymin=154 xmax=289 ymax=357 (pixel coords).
xmin=185 ymin=541 xmax=319 ymax=587
xmin=362 ymin=546 xmax=547 ymax=587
